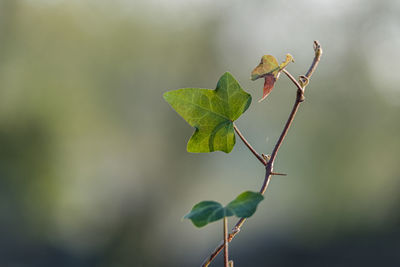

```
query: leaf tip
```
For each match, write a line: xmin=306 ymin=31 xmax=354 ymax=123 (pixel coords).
xmin=162 ymin=91 xmax=172 ymax=103
xmin=286 ymin=53 xmax=295 ymax=63
xmin=222 ymin=71 xmax=232 ymax=76
xmin=219 ymin=71 xmax=234 ymax=82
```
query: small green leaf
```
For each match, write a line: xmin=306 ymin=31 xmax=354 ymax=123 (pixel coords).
xmin=184 ymin=201 xmax=232 ymax=228
xmin=226 ymin=191 xmax=264 ymax=218
xmin=163 ymin=72 xmax=252 ymax=153
xmin=251 ymin=54 xmax=294 ymax=102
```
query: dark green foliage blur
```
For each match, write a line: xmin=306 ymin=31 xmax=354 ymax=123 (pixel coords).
xmin=0 ymin=0 xmax=399 ymax=266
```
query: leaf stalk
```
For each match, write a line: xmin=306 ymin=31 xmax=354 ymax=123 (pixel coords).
xmin=223 ymin=217 xmax=229 ymax=267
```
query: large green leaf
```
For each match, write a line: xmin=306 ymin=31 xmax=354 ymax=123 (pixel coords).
xmin=184 ymin=191 xmax=264 ymax=228
xmin=251 ymin=54 xmax=294 ymax=102
xmin=163 ymin=72 xmax=252 ymax=153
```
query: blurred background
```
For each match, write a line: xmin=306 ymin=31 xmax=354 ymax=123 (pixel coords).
xmin=0 ymin=0 xmax=399 ymax=266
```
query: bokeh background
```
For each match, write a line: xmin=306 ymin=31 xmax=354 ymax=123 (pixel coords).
xmin=1 ymin=0 xmax=400 ymax=266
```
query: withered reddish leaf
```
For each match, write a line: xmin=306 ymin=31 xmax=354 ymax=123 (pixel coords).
xmin=259 ymin=74 xmax=276 ymax=102
xmin=251 ymin=54 xmax=294 ymax=102
xmin=251 ymin=55 xmax=279 ymax=81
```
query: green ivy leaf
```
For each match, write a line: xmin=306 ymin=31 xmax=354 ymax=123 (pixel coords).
xmin=183 ymin=201 xmax=232 ymax=228
xmin=251 ymin=54 xmax=294 ymax=102
xmin=226 ymin=191 xmax=264 ymax=218
xmin=184 ymin=191 xmax=264 ymax=228
xmin=163 ymin=72 xmax=252 ymax=153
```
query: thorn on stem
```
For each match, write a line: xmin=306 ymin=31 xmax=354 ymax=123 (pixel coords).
xmin=271 ymin=172 xmax=287 ymax=176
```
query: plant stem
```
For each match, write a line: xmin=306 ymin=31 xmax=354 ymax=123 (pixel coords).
xmin=282 ymin=69 xmax=303 ymax=93
xmin=233 ymin=123 xmax=266 ymax=166
xmin=223 ymin=217 xmax=229 ymax=267
xmin=305 ymin=41 xmax=323 ymax=79
xmin=201 ymin=41 xmax=322 ymax=267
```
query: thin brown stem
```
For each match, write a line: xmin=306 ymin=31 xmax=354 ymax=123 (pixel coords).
xmin=223 ymin=217 xmax=229 ymax=267
xmin=269 ymin=89 xmax=302 ymax=165
xmin=282 ymin=69 xmax=303 ymax=93
xmin=201 ymin=41 xmax=322 ymax=267
xmin=233 ymin=123 xmax=267 ymax=166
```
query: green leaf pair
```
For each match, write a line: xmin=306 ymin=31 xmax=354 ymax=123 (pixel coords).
xmin=184 ymin=191 xmax=264 ymax=228
xmin=163 ymin=72 xmax=251 ymax=153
